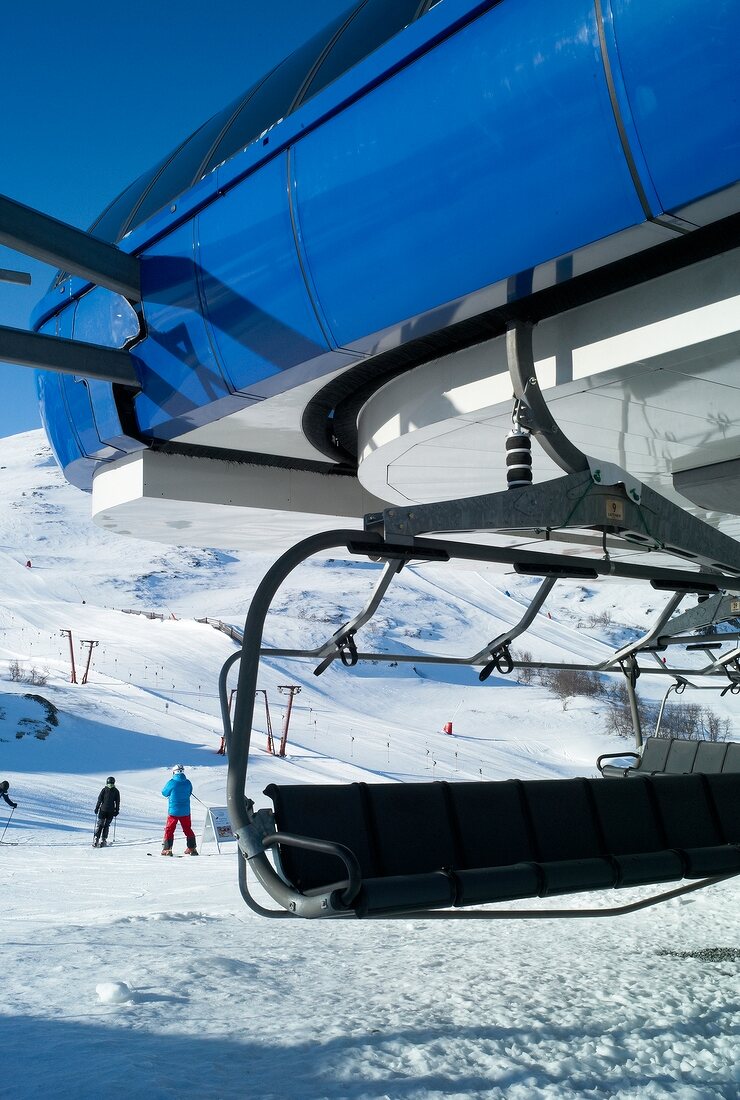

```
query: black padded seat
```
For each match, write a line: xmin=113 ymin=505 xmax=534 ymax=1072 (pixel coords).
xmin=446 ymin=780 xmax=534 ymax=868
xmin=263 ymin=773 xmax=740 ymax=917
xmin=702 ymin=774 xmax=740 ymax=843
xmin=264 ymin=782 xmax=376 ymax=891
xmin=649 ymin=774 xmax=740 ymax=878
xmin=599 ymin=737 xmax=671 ymax=777
xmin=649 ymin=774 xmax=719 ymax=848
xmin=599 ymin=737 xmax=740 ymax=778
xmin=355 ymin=871 xmax=455 ymax=917
xmin=663 ymin=738 xmax=699 ymax=773
xmin=635 ymin=738 xmax=671 ymax=773
xmin=723 ymin=743 xmax=740 ymax=772
xmin=588 ymin=777 xmax=683 ymax=886
xmin=453 ymin=863 xmax=542 ymax=906
xmin=693 ymin=741 xmax=728 ymax=773
xmin=363 ymin=782 xmax=457 ymax=876
xmin=519 ymin=778 xmax=616 ymax=896
xmin=444 ymin=780 xmax=542 ymax=905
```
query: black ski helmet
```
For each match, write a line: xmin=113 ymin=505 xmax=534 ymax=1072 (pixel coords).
xmin=106 ymin=777 xmax=116 ymax=785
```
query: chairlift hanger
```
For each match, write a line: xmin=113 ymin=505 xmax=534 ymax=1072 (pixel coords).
xmin=220 ymin=526 xmax=739 ymax=921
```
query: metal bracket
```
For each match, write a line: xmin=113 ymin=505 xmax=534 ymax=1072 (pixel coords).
xmin=374 ymin=318 xmax=740 ymax=578
xmin=473 ymin=575 xmax=557 ymax=681
xmin=599 ymin=591 xmax=686 ymax=672
xmin=311 ymin=556 xmax=404 ymax=676
xmin=379 ymin=470 xmax=740 ymax=578
xmin=658 ymin=591 xmax=740 ymax=639
xmin=506 ymin=321 xmax=589 ymax=475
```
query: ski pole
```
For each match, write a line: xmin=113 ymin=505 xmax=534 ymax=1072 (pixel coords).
xmin=0 ymin=805 xmax=16 ymax=844
xmin=112 ymin=816 xmax=117 ymax=844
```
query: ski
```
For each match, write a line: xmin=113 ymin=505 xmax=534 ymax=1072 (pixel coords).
xmin=147 ymin=852 xmax=201 ymax=857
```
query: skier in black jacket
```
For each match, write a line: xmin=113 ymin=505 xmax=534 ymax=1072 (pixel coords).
xmin=0 ymin=780 xmax=17 ymax=809
xmin=93 ymin=777 xmax=120 ymax=847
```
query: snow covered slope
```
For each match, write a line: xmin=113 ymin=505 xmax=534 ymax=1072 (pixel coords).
xmin=1 ymin=430 xmax=737 ymax=1099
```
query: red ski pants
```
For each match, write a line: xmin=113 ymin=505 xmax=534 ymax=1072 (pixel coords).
xmin=163 ymin=814 xmax=195 ymax=842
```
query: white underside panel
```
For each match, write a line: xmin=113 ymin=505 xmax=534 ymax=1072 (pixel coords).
xmin=92 ymin=450 xmax=384 ymax=550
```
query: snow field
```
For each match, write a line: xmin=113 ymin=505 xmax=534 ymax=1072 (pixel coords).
xmin=0 ymin=431 xmax=738 ymax=1098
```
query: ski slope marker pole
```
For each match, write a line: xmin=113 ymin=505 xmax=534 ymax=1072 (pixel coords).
xmin=0 ymin=805 xmax=16 ymax=843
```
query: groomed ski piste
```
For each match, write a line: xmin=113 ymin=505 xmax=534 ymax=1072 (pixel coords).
xmin=1 ymin=430 xmax=738 ymax=1100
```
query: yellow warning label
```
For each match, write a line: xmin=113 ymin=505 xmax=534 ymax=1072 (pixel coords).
xmin=605 ymin=498 xmax=625 ymax=522
xmin=730 ymin=599 xmax=740 ymax=615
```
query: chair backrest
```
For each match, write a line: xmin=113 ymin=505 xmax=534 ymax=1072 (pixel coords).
xmin=264 ymin=782 xmax=377 ymax=891
xmin=589 ymin=777 xmax=666 ymax=854
xmin=692 ymin=741 xmax=728 ymax=773
xmin=445 ymin=779 xmax=534 ymax=868
xmin=664 ymin=738 xmax=699 ymax=774
xmin=722 ymin=742 xmax=740 ymax=772
xmin=363 ymin=782 xmax=457 ymax=876
xmin=702 ymin=773 xmax=740 ymax=842
xmin=636 ymin=738 xmax=671 ymax=773
xmin=648 ymin=774 xmax=723 ymax=848
xmin=521 ymin=778 xmax=603 ymax=861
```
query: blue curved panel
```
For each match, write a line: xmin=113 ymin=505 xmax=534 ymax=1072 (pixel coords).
xmin=609 ymin=0 xmax=740 ymax=214
xmin=293 ymin=0 xmax=644 ymax=345
xmin=71 ymin=288 xmax=145 ymax=453
xmin=37 ymin=369 xmax=90 ymax=487
xmin=36 ymin=292 xmax=144 ymax=488
xmin=198 ymin=154 xmax=336 ymax=399
xmin=36 ymin=317 xmax=99 ymax=490
xmin=133 ymin=222 xmax=246 ymax=438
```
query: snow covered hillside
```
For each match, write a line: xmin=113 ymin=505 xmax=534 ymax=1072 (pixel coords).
xmin=1 ymin=430 xmax=738 ymax=1099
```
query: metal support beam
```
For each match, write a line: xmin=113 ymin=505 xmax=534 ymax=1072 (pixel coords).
xmin=0 ymin=324 xmax=139 ymax=386
xmin=658 ymin=592 xmax=740 ymax=638
xmin=378 ymin=470 xmax=740 ymax=578
xmin=0 ymin=194 xmax=141 ymax=301
xmin=599 ymin=591 xmax=685 ymax=671
xmin=0 ymin=268 xmax=31 ymax=285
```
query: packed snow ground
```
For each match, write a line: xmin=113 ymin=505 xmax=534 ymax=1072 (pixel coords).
xmin=1 ymin=431 xmax=738 ymax=1099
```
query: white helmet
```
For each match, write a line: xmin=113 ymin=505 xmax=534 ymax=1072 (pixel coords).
xmin=172 ymin=764 xmax=185 ymax=774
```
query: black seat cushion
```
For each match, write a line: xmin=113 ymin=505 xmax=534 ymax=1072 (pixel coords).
xmin=693 ymin=742 xmax=728 ymax=773
xmin=522 ymin=778 xmax=603 ymax=861
xmin=703 ymin=774 xmax=740 ymax=843
xmin=589 ymin=777 xmax=666 ymax=854
xmin=636 ymin=738 xmax=671 ymax=773
xmin=363 ymin=782 xmax=456 ymax=876
xmin=265 ymin=782 xmax=375 ymax=891
xmin=663 ymin=739 xmax=699 ymax=774
xmin=649 ymin=775 xmax=722 ymax=850
xmin=355 ymin=871 xmax=456 ymax=917
xmin=453 ymin=863 xmax=541 ymax=906
xmin=446 ymin=780 xmax=534 ymax=868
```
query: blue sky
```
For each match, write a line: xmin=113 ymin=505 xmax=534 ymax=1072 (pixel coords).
xmin=0 ymin=0 xmax=352 ymax=438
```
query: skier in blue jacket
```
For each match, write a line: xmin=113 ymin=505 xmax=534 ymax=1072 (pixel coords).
xmin=161 ymin=765 xmax=198 ymax=856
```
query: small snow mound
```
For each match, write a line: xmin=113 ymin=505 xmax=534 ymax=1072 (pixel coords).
xmin=96 ymin=980 xmax=133 ymax=1005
